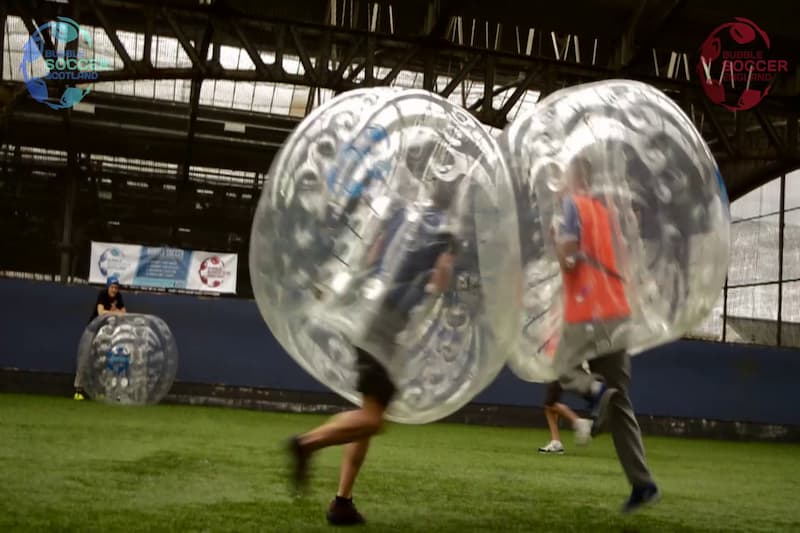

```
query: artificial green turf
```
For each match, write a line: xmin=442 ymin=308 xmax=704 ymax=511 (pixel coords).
xmin=1 ymin=393 xmax=799 ymax=532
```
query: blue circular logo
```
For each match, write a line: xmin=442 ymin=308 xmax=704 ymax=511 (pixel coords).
xmin=19 ymin=17 xmax=107 ymax=110
xmin=98 ymin=247 xmax=126 ymax=277
xmin=106 ymin=345 xmax=131 ymax=376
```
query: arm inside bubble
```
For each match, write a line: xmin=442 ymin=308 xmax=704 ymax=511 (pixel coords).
xmin=555 ymin=196 xmax=580 ymax=271
xmin=426 ymin=251 xmax=455 ymax=294
xmin=366 ymin=232 xmax=386 ymax=266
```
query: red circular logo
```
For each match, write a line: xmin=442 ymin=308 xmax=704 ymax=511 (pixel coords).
xmin=198 ymin=256 xmax=226 ymax=288
xmin=696 ymin=17 xmax=788 ymax=111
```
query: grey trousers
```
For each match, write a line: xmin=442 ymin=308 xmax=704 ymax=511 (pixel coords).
xmin=561 ymin=350 xmax=655 ymax=488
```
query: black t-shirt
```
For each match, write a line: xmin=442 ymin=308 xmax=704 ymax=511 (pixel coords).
xmin=378 ymin=207 xmax=455 ymax=316
xmin=89 ymin=289 xmax=125 ymax=322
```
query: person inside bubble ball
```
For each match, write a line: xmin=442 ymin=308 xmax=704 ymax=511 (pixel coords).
xmin=288 ymin=166 xmax=459 ymax=526
xmin=74 ymin=276 xmax=127 ymax=400
xmin=551 ymin=156 xmax=660 ymax=513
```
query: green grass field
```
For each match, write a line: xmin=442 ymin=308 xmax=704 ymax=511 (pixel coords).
xmin=1 ymin=394 xmax=799 ymax=532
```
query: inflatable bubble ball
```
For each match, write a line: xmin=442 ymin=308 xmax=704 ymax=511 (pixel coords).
xmin=501 ymin=79 xmax=730 ymax=382
xmin=250 ymin=88 xmax=522 ymax=424
xmin=76 ymin=313 xmax=179 ymax=404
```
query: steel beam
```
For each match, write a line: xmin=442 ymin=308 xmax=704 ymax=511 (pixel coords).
xmin=91 ymin=0 xmax=136 ymax=72
xmin=59 ymin=165 xmax=78 ymax=282
xmin=754 ymin=107 xmax=787 ymax=156
xmin=228 ymin=21 xmax=271 ymax=77
xmin=182 ymin=78 xmax=204 ymax=184
xmin=16 ymin=1 xmax=55 ymax=52
xmin=81 ymin=9 xmax=746 ymax=96
xmin=379 ymin=46 xmax=419 ymax=84
xmin=364 ymin=34 xmax=376 ymax=85
xmin=161 ymin=7 xmax=208 ymax=75
xmin=173 ymin=19 xmax=213 ymax=240
xmin=700 ymin=98 xmax=735 ymax=157
xmin=0 ymin=3 xmax=6 ymax=80
xmin=777 ymin=173 xmax=786 ymax=345
xmin=59 ymin=107 xmax=79 ymax=283
xmin=613 ymin=0 xmax=647 ymax=69
xmin=331 ymin=36 xmax=365 ymax=81
xmin=290 ymin=25 xmax=320 ymax=85
xmin=499 ymin=64 xmax=544 ymax=117
xmin=422 ymin=48 xmax=435 ymax=91
xmin=722 ymin=273 xmax=728 ymax=342
xmin=480 ymin=53 xmax=495 ymax=125
xmin=317 ymin=30 xmax=332 ymax=84
xmin=620 ymin=0 xmax=684 ymax=70
xmin=143 ymin=7 xmax=154 ymax=67
xmin=439 ymin=54 xmax=482 ymax=97
xmin=426 ymin=0 xmax=458 ymax=41
xmin=788 ymin=110 xmax=799 ymax=156
xmin=6 ymin=0 xmax=798 ymax=205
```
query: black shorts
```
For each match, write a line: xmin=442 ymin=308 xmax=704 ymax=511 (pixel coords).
xmin=543 ymin=381 xmax=563 ymax=407
xmin=355 ymin=347 xmax=397 ymax=408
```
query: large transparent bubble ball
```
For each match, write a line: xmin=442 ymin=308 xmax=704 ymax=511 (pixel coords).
xmin=77 ymin=313 xmax=179 ymax=404
xmin=250 ymin=88 xmax=521 ymax=424
xmin=501 ymin=80 xmax=730 ymax=382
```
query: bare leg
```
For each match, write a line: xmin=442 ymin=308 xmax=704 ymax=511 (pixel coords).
xmin=337 ymin=439 xmax=371 ymax=499
xmin=551 ymin=402 xmax=579 ymax=427
xmin=544 ymin=406 xmax=561 ymax=442
xmin=299 ymin=396 xmax=386 ymax=452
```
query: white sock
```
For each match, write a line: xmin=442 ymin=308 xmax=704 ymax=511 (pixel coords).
xmin=589 ymin=380 xmax=603 ymax=396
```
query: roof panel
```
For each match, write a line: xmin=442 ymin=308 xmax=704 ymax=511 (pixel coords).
xmin=230 ymin=81 xmax=256 ymax=111
xmin=153 ymin=35 xmax=193 ymax=68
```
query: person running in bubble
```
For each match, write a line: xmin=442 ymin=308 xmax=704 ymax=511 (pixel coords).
xmin=551 ymin=156 xmax=660 ymax=513
xmin=288 ymin=146 xmax=459 ymax=526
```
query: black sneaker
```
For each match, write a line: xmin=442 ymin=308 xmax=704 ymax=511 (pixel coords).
xmin=589 ymin=383 xmax=618 ymax=436
xmin=327 ymin=497 xmax=365 ymax=526
xmin=621 ymin=483 xmax=661 ymax=514
xmin=287 ymin=436 xmax=310 ymax=492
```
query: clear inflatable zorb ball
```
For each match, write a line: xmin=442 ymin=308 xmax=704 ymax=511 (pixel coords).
xmin=250 ymin=88 xmax=521 ymax=424
xmin=501 ymin=80 xmax=730 ymax=382
xmin=77 ymin=314 xmax=179 ymax=404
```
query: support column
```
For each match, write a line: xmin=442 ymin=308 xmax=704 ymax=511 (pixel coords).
xmin=722 ymin=274 xmax=728 ymax=342
xmin=777 ymin=173 xmax=786 ymax=345
xmin=59 ymin=165 xmax=78 ymax=283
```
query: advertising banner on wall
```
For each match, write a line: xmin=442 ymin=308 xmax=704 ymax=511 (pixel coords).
xmin=89 ymin=242 xmax=237 ymax=294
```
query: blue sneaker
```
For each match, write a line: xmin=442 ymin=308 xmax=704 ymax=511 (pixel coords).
xmin=588 ymin=383 xmax=618 ymax=436
xmin=622 ymin=483 xmax=661 ymax=514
